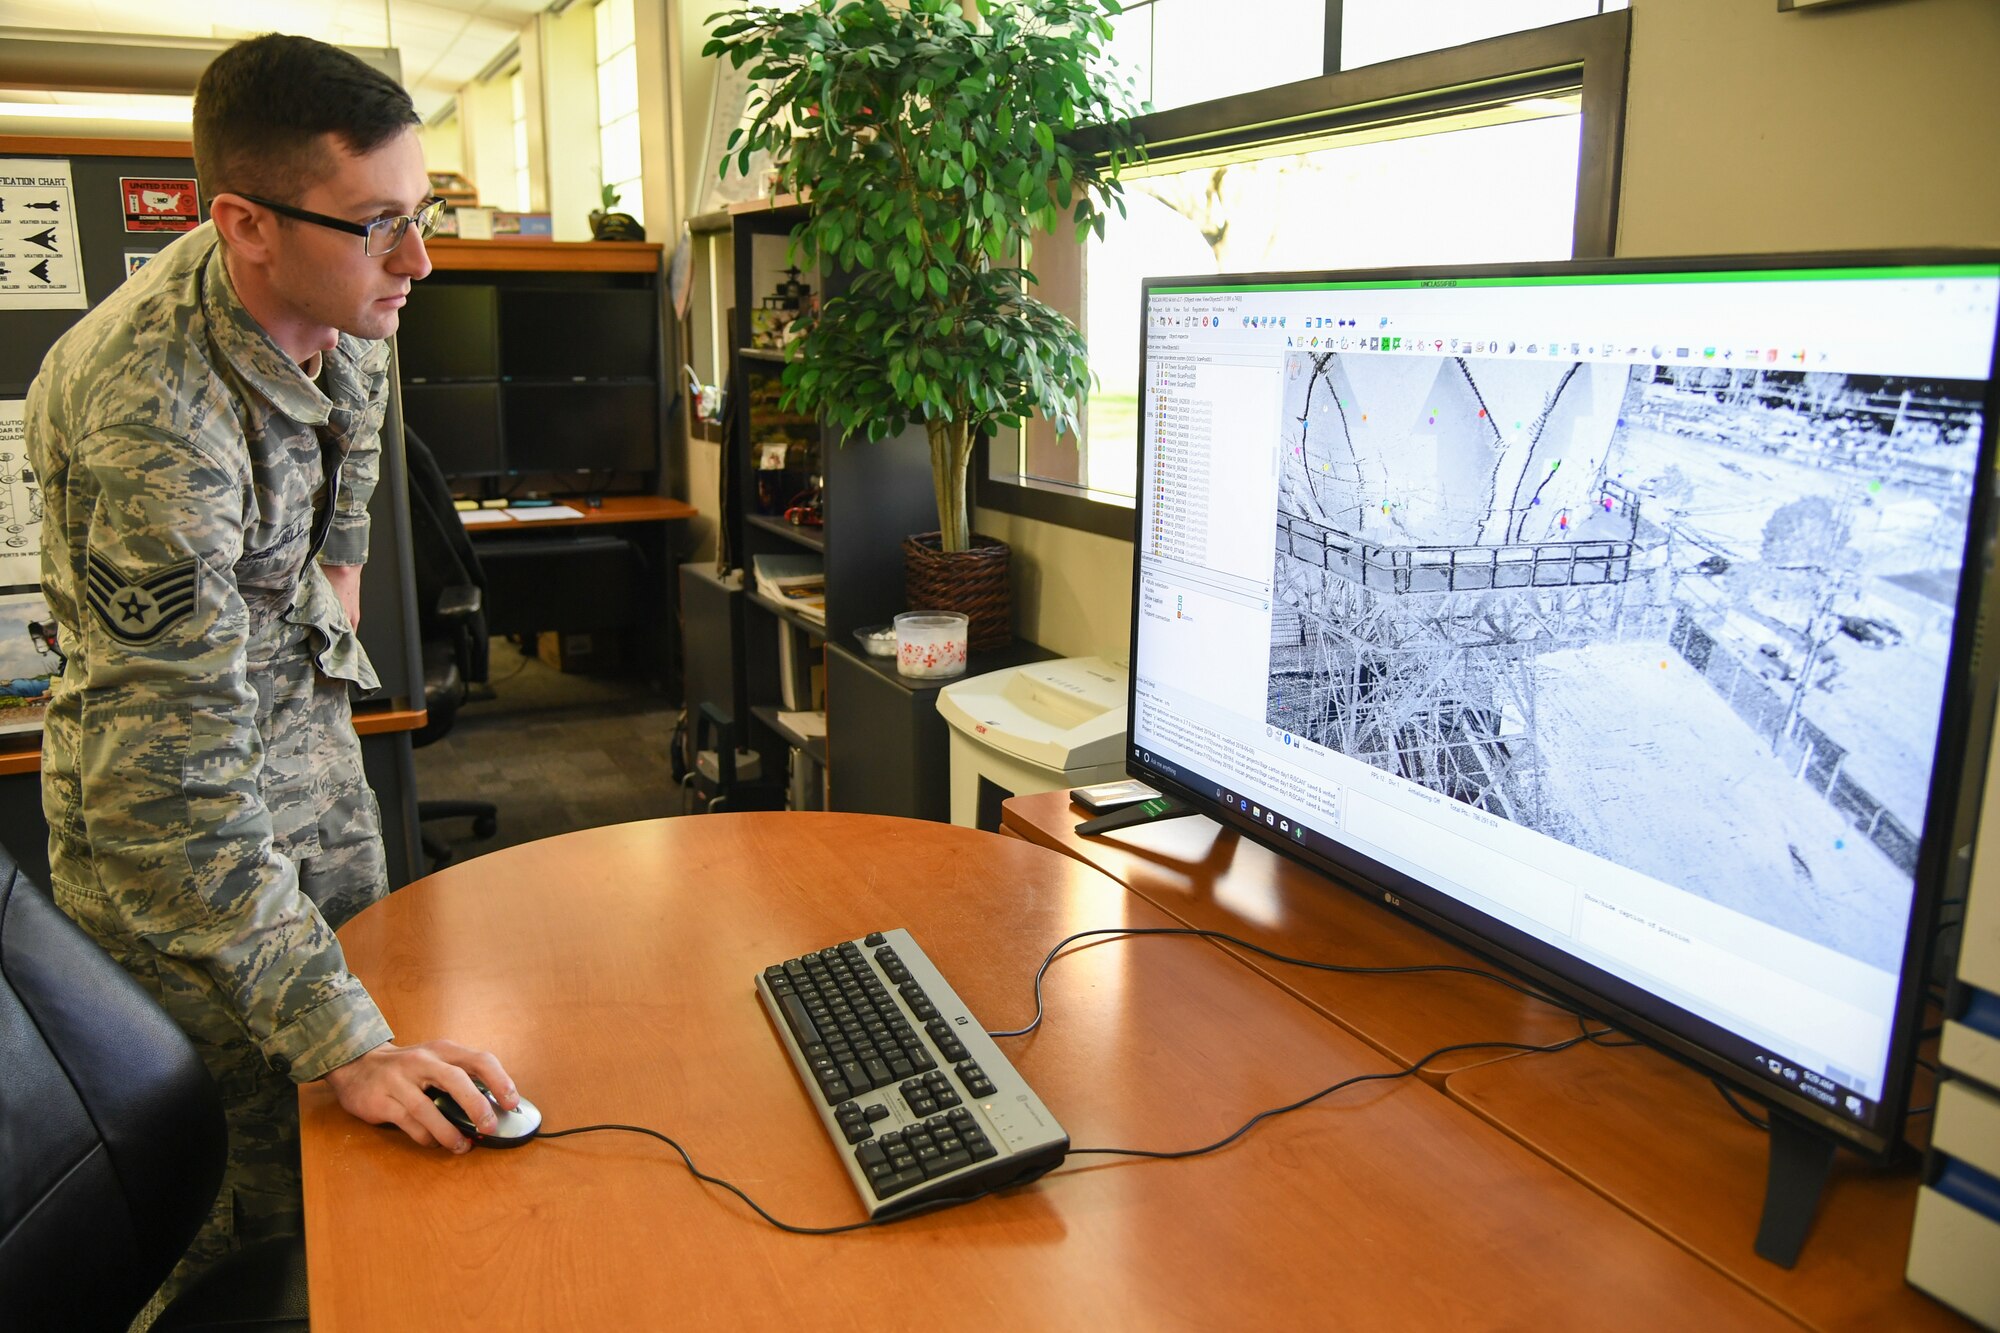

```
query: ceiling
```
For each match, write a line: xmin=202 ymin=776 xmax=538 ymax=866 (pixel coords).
xmin=0 ymin=0 xmax=548 ymax=125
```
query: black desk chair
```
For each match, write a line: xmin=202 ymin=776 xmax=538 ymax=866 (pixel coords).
xmin=0 ymin=846 xmax=309 ymax=1332
xmin=404 ymin=425 xmax=500 ymax=869
xmin=679 ymin=701 xmax=789 ymax=814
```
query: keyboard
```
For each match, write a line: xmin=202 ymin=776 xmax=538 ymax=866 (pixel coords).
xmin=756 ymin=928 xmax=1068 ymax=1218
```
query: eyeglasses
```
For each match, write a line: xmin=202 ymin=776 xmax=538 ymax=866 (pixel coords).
xmin=239 ymin=194 xmax=447 ymax=257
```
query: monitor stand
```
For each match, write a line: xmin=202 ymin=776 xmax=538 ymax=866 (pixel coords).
xmin=1754 ymin=1107 xmax=1837 ymax=1268
xmin=1074 ymin=796 xmax=1200 ymax=837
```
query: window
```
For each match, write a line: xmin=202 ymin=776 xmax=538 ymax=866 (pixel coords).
xmin=596 ymin=0 xmax=643 ymax=224
xmin=1338 ymin=0 xmax=1628 ymax=71
xmin=509 ymin=69 xmax=530 ymax=213
xmin=979 ymin=5 xmax=1630 ymax=539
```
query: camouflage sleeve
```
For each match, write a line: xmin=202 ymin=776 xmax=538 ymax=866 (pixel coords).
xmin=73 ymin=422 xmax=392 ymax=1081
xmin=318 ymin=337 xmax=386 ymax=567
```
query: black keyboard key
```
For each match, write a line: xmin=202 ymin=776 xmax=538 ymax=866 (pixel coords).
xmin=864 ymin=1103 xmax=890 ymax=1122
xmin=843 ymin=1120 xmax=874 ymax=1144
xmin=857 ymin=1142 xmax=887 ymax=1169
xmin=865 ymin=931 xmax=885 ymax=946
xmin=928 ymin=1148 xmax=972 ymax=1177
xmin=874 ymin=1167 xmax=925 ymax=1200
xmin=966 ymin=1137 xmax=997 ymax=1161
xmin=863 ymin=1057 xmax=893 ymax=1087
xmin=780 ymin=993 xmax=824 ymax=1047
xmin=839 ymin=1060 xmax=870 ymax=1091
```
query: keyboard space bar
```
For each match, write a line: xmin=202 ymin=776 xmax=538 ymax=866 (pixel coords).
xmin=779 ymin=993 xmax=824 ymax=1048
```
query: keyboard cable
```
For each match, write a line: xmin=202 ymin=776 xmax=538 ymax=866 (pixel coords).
xmin=987 ymin=925 xmax=1606 ymax=1041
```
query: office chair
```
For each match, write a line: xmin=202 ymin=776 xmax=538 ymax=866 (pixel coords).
xmin=404 ymin=424 xmax=501 ymax=868
xmin=679 ymin=700 xmax=789 ymax=813
xmin=0 ymin=844 xmax=310 ymax=1332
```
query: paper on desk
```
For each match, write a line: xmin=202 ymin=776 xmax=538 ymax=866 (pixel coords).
xmin=505 ymin=505 xmax=586 ymax=521
xmin=777 ymin=710 xmax=827 ymax=740
xmin=458 ymin=509 xmax=513 ymax=526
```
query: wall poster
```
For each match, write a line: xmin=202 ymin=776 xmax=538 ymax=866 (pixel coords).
xmin=0 ymin=158 xmax=87 ymax=310
xmin=0 ymin=399 xmax=52 ymax=736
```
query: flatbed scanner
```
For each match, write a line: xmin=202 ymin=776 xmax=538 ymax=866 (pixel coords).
xmin=937 ymin=656 xmax=1128 ymax=829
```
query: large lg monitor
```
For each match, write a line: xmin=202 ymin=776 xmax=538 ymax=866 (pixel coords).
xmin=1127 ymin=254 xmax=2000 ymax=1166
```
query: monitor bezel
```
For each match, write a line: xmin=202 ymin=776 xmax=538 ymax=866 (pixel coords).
xmin=1123 ymin=247 xmax=2000 ymax=1159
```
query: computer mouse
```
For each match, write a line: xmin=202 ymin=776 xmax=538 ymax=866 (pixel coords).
xmin=426 ymin=1081 xmax=543 ymax=1149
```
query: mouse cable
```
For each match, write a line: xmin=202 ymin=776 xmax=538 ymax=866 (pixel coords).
xmin=536 ymin=1123 xmax=996 ymax=1235
xmin=536 ymin=1034 xmax=1600 ymax=1231
xmin=1067 ymin=1027 xmax=1606 ymax=1161
xmin=987 ymin=926 xmax=1597 ymax=1040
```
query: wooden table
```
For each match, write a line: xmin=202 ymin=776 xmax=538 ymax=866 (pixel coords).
xmin=457 ymin=493 xmax=697 ymax=534
xmin=0 ymin=702 xmax=425 ymax=778
xmin=1001 ymin=790 xmax=1968 ymax=1332
xmin=303 ymin=814 xmax=1795 ymax=1331
xmin=460 ymin=494 xmax=697 ymax=690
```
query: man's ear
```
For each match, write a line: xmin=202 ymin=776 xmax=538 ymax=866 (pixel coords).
xmin=209 ymin=193 xmax=276 ymax=262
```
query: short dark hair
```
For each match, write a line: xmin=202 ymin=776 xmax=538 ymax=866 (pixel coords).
xmin=193 ymin=34 xmax=419 ymax=202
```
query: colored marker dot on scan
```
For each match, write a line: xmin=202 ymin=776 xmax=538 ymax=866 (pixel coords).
xmin=1834 ymin=838 xmax=1846 ymax=851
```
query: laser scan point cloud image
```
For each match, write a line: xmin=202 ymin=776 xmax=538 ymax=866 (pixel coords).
xmin=1267 ymin=350 xmax=1984 ymax=972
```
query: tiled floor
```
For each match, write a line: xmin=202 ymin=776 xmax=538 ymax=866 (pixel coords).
xmin=411 ymin=637 xmax=684 ymax=867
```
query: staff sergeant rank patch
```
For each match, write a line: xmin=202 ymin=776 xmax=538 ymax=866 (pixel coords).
xmin=86 ymin=550 xmax=199 ymax=645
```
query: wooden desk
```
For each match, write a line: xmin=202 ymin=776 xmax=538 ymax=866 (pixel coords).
xmin=1001 ymin=791 xmax=1967 ymax=1332
xmin=0 ymin=701 xmax=426 ymax=777
xmin=461 ymin=495 xmax=697 ymax=691
xmin=998 ymin=790 xmax=1581 ymax=1079
xmin=302 ymin=815 xmax=1789 ymax=1331
xmin=458 ymin=494 xmax=697 ymax=535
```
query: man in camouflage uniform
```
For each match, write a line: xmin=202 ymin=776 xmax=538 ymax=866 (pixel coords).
xmin=25 ymin=34 xmax=516 ymax=1313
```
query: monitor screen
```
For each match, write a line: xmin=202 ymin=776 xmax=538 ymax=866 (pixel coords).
xmin=499 ymin=290 xmax=658 ymax=381
xmin=395 ymin=285 xmax=500 ymax=381
xmin=400 ymin=383 xmax=505 ymax=477
xmin=1128 ymin=255 xmax=2000 ymax=1155
xmin=501 ymin=382 xmax=658 ymax=474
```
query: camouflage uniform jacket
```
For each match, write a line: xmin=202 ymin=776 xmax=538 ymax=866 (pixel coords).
xmin=26 ymin=221 xmax=394 ymax=1082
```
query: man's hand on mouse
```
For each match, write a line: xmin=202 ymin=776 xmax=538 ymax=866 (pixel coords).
xmin=321 ymin=1040 xmax=518 ymax=1153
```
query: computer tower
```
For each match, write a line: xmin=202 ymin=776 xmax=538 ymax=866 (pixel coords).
xmin=1908 ymin=719 xmax=2000 ymax=1327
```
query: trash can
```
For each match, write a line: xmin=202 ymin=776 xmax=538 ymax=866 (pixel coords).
xmin=937 ymin=656 xmax=1128 ymax=831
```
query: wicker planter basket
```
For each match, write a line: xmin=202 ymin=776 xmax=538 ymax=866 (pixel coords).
xmin=902 ymin=533 xmax=1012 ymax=651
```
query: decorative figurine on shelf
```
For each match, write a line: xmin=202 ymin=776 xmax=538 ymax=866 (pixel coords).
xmin=589 ymin=182 xmax=645 ymax=242
xmin=752 ymin=266 xmax=815 ymax=349
xmin=777 ymin=266 xmax=811 ymax=309
xmin=784 ymin=474 xmax=824 ymax=528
